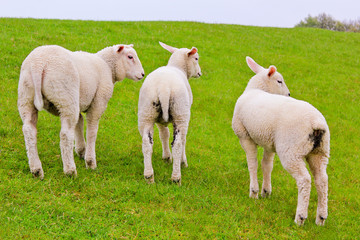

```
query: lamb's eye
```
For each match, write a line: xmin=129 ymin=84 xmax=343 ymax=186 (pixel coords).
xmin=195 ymin=57 xmax=198 ymax=61
xmin=128 ymin=55 xmax=133 ymax=59
xmin=277 ymin=80 xmax=282 ymax=84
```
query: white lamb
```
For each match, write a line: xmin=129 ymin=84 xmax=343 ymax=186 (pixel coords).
xmin=232 ymin=57 xmax=330 ymax=226
xmin=138 ymin=42 xmax=201 ymax=185
xmin=18 ymin=44 xmax=144 ymax=179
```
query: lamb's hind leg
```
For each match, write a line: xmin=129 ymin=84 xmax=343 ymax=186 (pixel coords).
xmin=156 ymin=123 xmax=171 ymax=163
xmin=59 ymin=114 xmax=78 ymax=176
xmin=19 ymin=105 xmax=44 ymax=179
xmin=181 ymin=137 xmax=188 ymax=168
xmin=74 ymin=113 xmax=86 ymax=159
xmin=279 ymin=154 xmax=311 ymax=226
xmin=261 ymin=150 xmax=275 ymax=197
xmin=239 ymin=138 xmax=259 ymax=198
xmin=139 ymin=122 xmax=155 ymax=183
xmin=307 ymin=154 xmax=328 ymax=226
xmin=171 ymin=121 xmax=189 ymax=185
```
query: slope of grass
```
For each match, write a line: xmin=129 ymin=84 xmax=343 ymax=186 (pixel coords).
xmin=0 ymin=18 xmax=359 ymax=239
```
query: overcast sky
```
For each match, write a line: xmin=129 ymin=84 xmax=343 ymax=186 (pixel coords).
xmin=1 ymin=0 xmax=359 ymax=28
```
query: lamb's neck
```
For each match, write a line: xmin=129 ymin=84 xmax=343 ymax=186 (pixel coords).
xmin=167 ymin=55 xmax=189 ymax=79
xmin=96 ymin=47 xmax=125 ymax=84
xmin=245 ymin=77 xmax=268 ymax=92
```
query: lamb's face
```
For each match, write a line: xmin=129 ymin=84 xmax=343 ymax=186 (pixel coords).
xmin=116 ymin=45 xmax=145 ymax=81
xmin=159 ymin=42 xmax=202 ymax=79
xmin=246 ymin=56 xmax=290 ymax=96
xmin=186 ymin=49 xmax=202 ymax=78
xmin=264 ymin=70 xmax=290 ymax=96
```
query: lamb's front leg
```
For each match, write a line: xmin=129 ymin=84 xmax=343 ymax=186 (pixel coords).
xmin=140 ymin=122 xmax=155 ymax=183
xmin=75 ymin=113 xmax=86 ymax=159
xmin=156 ymin=123 xmax=171 ymax=163
xmin=261 ymin=150 xmax=275 ymax=197
xmin=239 ymin=138 xmax=259 ymax=198
xmin=84 ymin=118 xmax=99 ymax=169
xmin=85 ymin=98 xmax=110 ymax=170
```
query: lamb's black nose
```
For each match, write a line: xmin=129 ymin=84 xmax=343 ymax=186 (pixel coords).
xmin=142 ymin=73 xmax=145 ymax=77
xmin=288 ymin=93 xmax=291 ymax=96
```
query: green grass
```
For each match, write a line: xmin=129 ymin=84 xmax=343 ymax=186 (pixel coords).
xmin=1 ymin=18 xmax=360 ymax=239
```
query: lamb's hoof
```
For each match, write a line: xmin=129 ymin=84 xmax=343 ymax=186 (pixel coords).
xmin=162 ymin=156 xmax=172 ymax=164
xmin=144 ymin=174 xmax=154 ymax=184
xmin=249 ymin=189 xmax=259 ymax=199
xmin=64 ymin=168 xmax=77 ymax=177
xmin=31 ymin=168 xmax=44 ymax=180
xmin=316 ymin=215 xmax=326 ymax=226
xmin=181 ymin=162 xmax=188 ymax=168
xmin=75 ymin=147 xmax=85 ymax=159
xmin=171 ymin=176 xmax=181 ymax=186
xmin=295 ymin=214 xmax=307 ymax=226
xmin=261 ymin=189 xmax=271 ymax=198
xmin=85 ymin=159 xmax=97 ymax=170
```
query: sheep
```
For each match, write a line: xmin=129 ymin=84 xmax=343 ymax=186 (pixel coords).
xmin=138 ymin=42 xmax=201 ymax=185
xmin=232 ymin=57 xmax=330 ymax=226
xmin=18 ymin=44 xmax=144 ymax=179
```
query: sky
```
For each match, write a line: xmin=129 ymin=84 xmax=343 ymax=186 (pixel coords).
xmin=1 ymin=0 xmax=359 ymax=28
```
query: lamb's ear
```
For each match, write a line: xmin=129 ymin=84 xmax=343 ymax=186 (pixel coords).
xmin=187 ymin=47 xmax=198 ymax=57
xmin=129 ymin=44 xmax=134 ymax=48
xmin=267 ymin=65 xmax=277 ymax=77
xmin=246 ymin=56 xmax=264 ymax=74
xmin=117 ymin=45 xmax=125 ymax=53
xmin=159 ymin=42 xmax=178 ymax=53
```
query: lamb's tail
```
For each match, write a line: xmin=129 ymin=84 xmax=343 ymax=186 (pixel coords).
xmin=309 ymin=129 xmax=325 ymax=151
xmin=159 ymin=88 xmax=170 ymax=122
xmin=309 ymin=117 xmax=330 ymax=155
xmin=30 ymin=64 xmax=44 ymax=111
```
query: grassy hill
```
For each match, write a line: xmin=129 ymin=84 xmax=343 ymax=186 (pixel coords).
xmin=1 ymin=18 xmax=359 ymax=239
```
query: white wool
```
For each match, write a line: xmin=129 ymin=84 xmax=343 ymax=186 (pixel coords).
xmin=232 ymin=57 xmax=330 ymax=226
xmin=18 ymin=44 xmax=144 ymax=178
xmin=138 ymin=42 xmax=201 ymax=185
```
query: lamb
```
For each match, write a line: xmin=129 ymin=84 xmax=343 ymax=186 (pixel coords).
xmin=18 ymin=44 xmax=144 ymax=179
xmin=232 ymin=57 xmax=330 ymax=226
xmin=138 ymin=42 xmax=201 ymax=185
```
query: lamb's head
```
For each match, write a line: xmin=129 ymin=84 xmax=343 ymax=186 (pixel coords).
xmin=114 ymin=44 xmax=144 ymax=82
xmin=159 ymin=42 xmax=202 ymax=79
xmin=245 ymin=56 xmax=290 ymax=96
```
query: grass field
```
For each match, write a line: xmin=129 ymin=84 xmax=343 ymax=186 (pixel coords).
xmin=1 ymin=18 xmax=360 ymax=239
